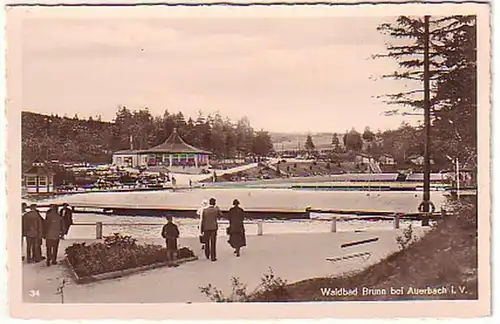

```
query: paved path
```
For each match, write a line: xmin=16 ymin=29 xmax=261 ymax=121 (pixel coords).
xmin=170 ymin=162 xmax=261 ymax=185
xmin=22 ymin=228 xmax=428 ymax=303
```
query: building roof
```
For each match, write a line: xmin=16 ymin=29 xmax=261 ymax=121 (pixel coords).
xmin=113 ymin=150 xmax=144 ymax=155
xmin=24 ymin=164 xmax=54 ymax=176
xmin=114 ymin=129 xmax=211 ymax=155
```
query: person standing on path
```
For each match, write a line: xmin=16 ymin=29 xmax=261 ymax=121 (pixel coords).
xmin=227 ymin=199 xmax=246 ymax=257
xmin=21 ymin=203 xmax=28 ymax=261
xmin=161 ymin=215 xmax=180 ymax=267
xmin=59 ymin=203 xmax=73 ymax=239
xmin=196 ymin=200 xmax=209 ymax=250
xmin=171 ymin=175 xmax=177 ymax=192
xmin=44 ymin=204 xmax=64 ymax=266
xmin=23 ymin=204 xmax=44 ymax=263
xmin=201 ymin=198 xmax=221 ymax=261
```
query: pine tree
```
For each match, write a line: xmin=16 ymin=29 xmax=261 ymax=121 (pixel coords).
xmin=305 ymin=135 xmax=315 ymax=151
xmin=375 ymin=15 xmax=477 ymax=166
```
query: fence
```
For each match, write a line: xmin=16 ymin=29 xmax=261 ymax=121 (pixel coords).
xmin=72 ymin=208 xmax=447 ymax=239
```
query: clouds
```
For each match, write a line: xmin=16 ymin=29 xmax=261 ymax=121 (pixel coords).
xmin=19 ymin=15 xmax=418 ymax=132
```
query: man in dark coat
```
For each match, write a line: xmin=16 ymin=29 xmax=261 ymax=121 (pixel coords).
xmin=161 ymin=215 xmax=180 ymax=266
xmin=44 ymin=204 xmax=64 ymax=266
xmin=59 ymin=203 xmax=73 ymax=238
xmin=227 ymin=199 xmax=246 ymax=257
xmin=23 ymin=204 xmax=44 ymax=263
xmin=201 ymin=198 xmax=221 ymax=261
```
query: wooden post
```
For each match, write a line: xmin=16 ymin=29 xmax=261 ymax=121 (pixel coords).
xmin=393 ymin=214 xmax=400 ymax=229
xmin=421 ymin=14 xmax=431 ymax=227
xmin=96 ymin=222 xmax=103 ymax=239
xmin=330 ymin=218 xmax=337 ymax=233
xmin=257 ymin=221 xmax=263 ymax=236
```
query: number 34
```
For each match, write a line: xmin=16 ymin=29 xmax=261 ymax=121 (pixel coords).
xmin=29 ymin=290 xmax=40 ymax=297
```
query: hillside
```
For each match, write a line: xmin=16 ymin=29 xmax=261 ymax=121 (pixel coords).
xmin=21 ymin=109 xmax=274 ymax=170
xmin=22 ymin=111 xmax=116 ymax=170
xmin=251 ymin=198 xmax=478 ymax=302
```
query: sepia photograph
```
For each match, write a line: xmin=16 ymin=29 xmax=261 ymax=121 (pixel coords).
xmin=4 ymin=0 xmax=491 ymax=320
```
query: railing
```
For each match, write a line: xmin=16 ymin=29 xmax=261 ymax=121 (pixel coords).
xmin=73 ymin=220 xmax=266 ymax=239
xmin=71 ymin=209 xmax=448 ymax=239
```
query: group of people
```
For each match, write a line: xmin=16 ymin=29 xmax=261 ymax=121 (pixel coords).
xmin=21 ymin=203 xmax=74 ymax=266
xmin=161 ymin=198 xmax=247 ymax=264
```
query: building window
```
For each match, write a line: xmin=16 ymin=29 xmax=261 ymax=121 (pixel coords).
xmin=38 ymin=177 xmax=47 ymax=187
xmin=26 ymin=176 xmax=36 ymax=186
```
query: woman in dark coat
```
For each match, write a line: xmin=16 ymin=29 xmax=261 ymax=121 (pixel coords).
xmin=227 ymin=199 xmax=246 ymax=257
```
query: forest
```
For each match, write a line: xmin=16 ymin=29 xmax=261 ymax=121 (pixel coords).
xmin=21 ymin=108 xmax=273 ymax=171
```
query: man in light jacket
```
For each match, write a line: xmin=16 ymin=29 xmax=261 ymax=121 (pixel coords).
xmin=201 ymin=198 xmax=221 ymax=261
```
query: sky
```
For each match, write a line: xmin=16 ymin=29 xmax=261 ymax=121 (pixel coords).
xmin=18 ymin=10 xmax=423 ymax=133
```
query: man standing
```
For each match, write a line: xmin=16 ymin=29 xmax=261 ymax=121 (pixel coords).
xmin=201 ymin=198 xmax=221 ymax=261
xmin=161 ymin=215 xmax=180 ymax=267
xmin=21 ymin=203 xmax=28 ymax=261
xmin=59 ymin=203 xmax=73 ymax=239
xmin=23 ymin=204 xmax=44 ymax=263
xmin=44 ymin=204 xmax=64 ymax=266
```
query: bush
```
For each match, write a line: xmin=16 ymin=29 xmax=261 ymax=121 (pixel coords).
xmin=65 ymin=233 xmax=195 ymax=277
xmin=200 ymin=267 xmax=288 ymax=302
xmin=395 ymin=224 xmax=418 ymax=250
xmin=446 ymin=200 xmax=477 ymax=231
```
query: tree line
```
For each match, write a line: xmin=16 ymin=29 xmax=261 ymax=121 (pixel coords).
xmin=21 ymin=108 xmax=273 ymax=170
xmin=301 ymin=124 xmax=426 ymax=165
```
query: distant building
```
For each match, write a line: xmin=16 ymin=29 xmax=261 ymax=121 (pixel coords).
xmin=112 ymin=128 xmax=211 ymax=170
xmin=355 ymin=153 xmax=375 ymax=164
xmin=407 ymin=154 xmax=434 ymax=165
xmin=379 ymin=153 xmax=396 ymax=165
xmin=23 ymin=160 xmax=55 ymax=193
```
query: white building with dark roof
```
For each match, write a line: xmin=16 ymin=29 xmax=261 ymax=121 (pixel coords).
xmin=112 ymin=128 xmax=211 ymax=170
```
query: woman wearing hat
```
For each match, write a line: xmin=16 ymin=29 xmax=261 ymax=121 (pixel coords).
xmin=227 ymin=199 xmax=246 ymax=257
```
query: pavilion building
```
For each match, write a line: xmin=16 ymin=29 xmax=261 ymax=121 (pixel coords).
xmin=112 ymin=128 xmax=211 ymax=170
xmin=23 ymin=159 xmax=56 ymax=194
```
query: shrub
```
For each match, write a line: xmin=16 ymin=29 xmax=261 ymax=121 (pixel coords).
xmin=65 ymin=233 xmax=195 ymax=277
xmin=395 ymin=224 xmax=418 ymax=250
xmin=199 ymin=267 xmax=288 ymax=302
xmin=200 ymin=277 xmax=249 ymax=302
xmin=103 ymin=233 xmax=137 ymax=248
xmin=447 ymin=200 xmax=477 ymax=231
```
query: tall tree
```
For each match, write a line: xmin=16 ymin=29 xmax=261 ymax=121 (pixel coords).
xmin=331 ymin=133 xmax=342 ymax=152
xmin=362 ymin=126 xmax=375 ymax=142
xmin=252 ymin=130 xmax=273 ymax=157
xmin=343 ymin=128 xmax=363 ymax=152
xmin=305 ymin=134 xmax=315 ymax=151
xmin=375 ymin=15 xmax=477 ymax=167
